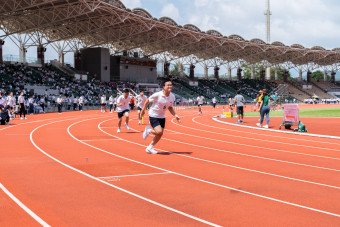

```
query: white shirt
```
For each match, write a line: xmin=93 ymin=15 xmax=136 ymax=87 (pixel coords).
xmin=109 ymin=96 xmax=114 ymax=105
xmin=101 ymin=96 xmax=106 ymax=104
xmin=234 ymin=94 xmax=245 ymax=107
xmin=197 ymin=96 xmax=204 ymax=105
xmin=6 ymin=96 xmax=16 ymax=107
xmin=212 ymin=97 xmax=217 ymax=104
xmin=79 ymin=97 xmax=84 ymax=105
xmin=57 ymin=97 xmax=63 ymax=104
xmin=28 ymin=98 xmax=34 ymax=104
xmin=136 ymin=94 xmax=148 ymax=108
xmin=18 ymin=95 xmax=25 ymax=104
xmin=116 ymin=95 xmax=131 ymax=112
xmin=148 ymin=91 xmax=175 ymax=118
xmin=0 ymin=96 xmax=5 ymax=106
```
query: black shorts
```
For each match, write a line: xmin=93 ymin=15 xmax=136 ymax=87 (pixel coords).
xmin=101 ymin=103 xmax=106 ymax=107
xmin=198 ymin=104 xmax=202 ymax=107
xmin=117 ymin=109 xmax=129 ymax=118
xmin=137 ymin=106 xmax=142 ymax=111
xmin=149 ymin=117 xmax=166 ymax=129
xmin=236 ymin=106 xmax=244 ymax=115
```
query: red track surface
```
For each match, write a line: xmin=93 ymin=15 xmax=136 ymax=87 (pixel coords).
xmin=0 ymin=107 xmax=339 ymax=226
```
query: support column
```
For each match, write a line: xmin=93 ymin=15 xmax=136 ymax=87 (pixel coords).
xmin=266 ymin=67 xmax=271 ymax=80
xmin=179 ymin=63 xmax=184 ymax=76
xmin=227 ymin=67 xmax=232 ymax=80
xmin=163 ymin=61 xmax=170 ymax=77
xmin=37 ymin=45 xmax=46 ymax=65
xmin=74 ymin=50 xmax=82 ymax=71
xmin=298 ymin=68 xmax=303 ymax=81
xmin=331 ymin=71 xmax=336 ymax=83
xmin=274 ymin=69 xmax=278 ymax=80
xmin=237 ymin=67 xmax=242 ymax=80
xmin=323 ymin=71 xmax=328 ymax=82
xmin=58 ymin=51 xmax=65 ymax=65
xmin=189 ymin=64 xmax=195 ymax=78
xmin=0 ymin=39 xmax=4 ymax=64
xmin=251 ymin=65 xmax=256 ymax=79
xmin=204 ymin=65 xmax=208 ymax=78
xmin=19 ymin=44 xmax=27 ymax=63
xmin=214 ymin=66 xmax=219 ymax=79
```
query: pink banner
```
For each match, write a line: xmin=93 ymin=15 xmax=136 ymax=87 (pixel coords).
xmin=283 ymin=104 xmax=299 ymax=123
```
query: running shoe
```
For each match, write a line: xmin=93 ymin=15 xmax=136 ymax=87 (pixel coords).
xmin=117 ymin=128 xmax=121 ymax=133
xmin=125 ymin=123 xmax=130 ymax=130
xmin=143 ymin=125 xmax=151 ymax=140
xmin=146 ymin=146 xmax=157 ymax=154
xmin=256 ymin=123 xmax=261 ymax=127
xmin=263 ymin=125 xmax=269 ymax=129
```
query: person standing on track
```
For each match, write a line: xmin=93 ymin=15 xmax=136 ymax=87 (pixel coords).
xmin=136 ymin=90 xmax=148 ymax=125
xmin=18 ymin=91 xmax=27 ymax=120
xmin=109 ymin=95 xmax=114 ymax=113
xmin=197 ymin=95 xmax=204 ymax=115
xmin=140 ymin=80 xmax=180 ymax=154
xmin=116 ymin=89 xmax=131 ymax=133
xmin=100 ymin=95 xmax=107 ymax=113
xmin=212 ymin=97 xmax=217 ymax=109
xmin=234 ymin=90 xmax=245 ymax=124
xmin=257 ymin=89 xmax=270 ymax=128
xmin=228 ymin=95 xmax=234 ymax=113
xmin=57 ymin=95 xmax=63 ymax=114
xmin=78 ymin=96 xmax=84 ymax=111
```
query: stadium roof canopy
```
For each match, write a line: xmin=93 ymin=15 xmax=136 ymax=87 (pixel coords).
xmin=1 ymin=0 xmax=340 ymax=66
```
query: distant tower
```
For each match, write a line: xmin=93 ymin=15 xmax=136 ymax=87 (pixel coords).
xmin=264 ymin=0 xmax=272 ymax=43
xmin=264 ymin=0 xmax=272 ymax=80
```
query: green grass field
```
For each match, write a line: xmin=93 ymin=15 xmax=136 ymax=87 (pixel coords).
xmin=245 ymin=107 xmax=340 ymax=118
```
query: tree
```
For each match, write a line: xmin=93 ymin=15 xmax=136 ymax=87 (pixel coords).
xmin=311 ymin=70 xmax=324 ymax=81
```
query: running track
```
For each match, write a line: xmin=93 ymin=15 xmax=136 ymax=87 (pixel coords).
xmin=0 ymin=109 xmax=339 ymax=226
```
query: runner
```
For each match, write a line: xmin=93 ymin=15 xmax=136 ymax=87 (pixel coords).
xmin=136 ymin=91 xmax=148 ymax=125
xmin=116 ymin=89 xmax=131 ymax=133
xmin=140 ymin=80 xmax=180 ymax=154
xmin=197 ymin=95 xmax=204 ymax=114
xmin=100 ymin=95 xmax=106 ymax=113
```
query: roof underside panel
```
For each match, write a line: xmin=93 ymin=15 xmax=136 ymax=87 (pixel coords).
xmin=1 ymin=0 xmax=339 ymax=66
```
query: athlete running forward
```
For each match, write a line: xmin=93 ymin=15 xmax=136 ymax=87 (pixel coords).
xmin=136 ymin=90 xmax=148 ymax=125
xmin=140 ymin=80 xmax=180 ymax=154
xmin=116 ymin=89 xmax=131 ymax=133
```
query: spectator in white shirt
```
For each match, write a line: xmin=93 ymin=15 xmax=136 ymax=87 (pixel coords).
xmin=78 ymin=96 xmax=84 ymax=111
xmin=56 ymin=95 xmax=63 ymax=113
xmin=100 ymin=95 xmax=107 ymax=113
xmin=140 ymin=80 xmax=180 ymax=154
xmin=18 ymin=91 xmax=27 ymax=119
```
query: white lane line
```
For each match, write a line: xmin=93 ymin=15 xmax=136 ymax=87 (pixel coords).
xmin=81 ymin=138 xmax=119 ymax=142
xmin=165 ymin=128 xmax=340 ymax=161
xmin=0 ymin=183 xmax=50 ymax=227
xmin=95 ymin=119 xmax=340 ymax=218
xmin=188 ymin=115 xmax=340 ymax=146
xmin=161 ymin=137 xmax=339 ymax=172
xmin=99 ymin=172 xmax=171 ymax=179
xmin=118 ymin=125 xmax=340 ymax=189
xmin=29 ymin=118 xmax=221 ymax=227
xmin=212 ymin=117 xmax=340 ymax=140
xmin=0 ymin=113 xmax=103 ymax=132
xmin=173 ymin=117 xmax=340 ymax=153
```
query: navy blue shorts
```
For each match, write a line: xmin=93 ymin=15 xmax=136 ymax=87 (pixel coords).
xmin=118 ymin=109 xmax=129 ymax=118
xmin=236 ymin=106 xmax=244 ymax=115
xmin=149 ymin=117 xmax=166 ymax=129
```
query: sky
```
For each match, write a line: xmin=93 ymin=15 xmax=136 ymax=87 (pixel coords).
xmin=3 ymin=0 xmax=340 ymax=78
